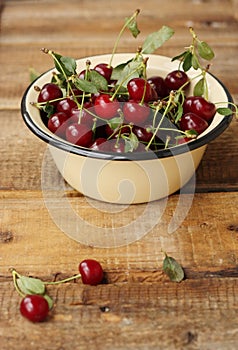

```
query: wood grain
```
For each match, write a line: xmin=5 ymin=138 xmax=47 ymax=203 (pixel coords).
xmin=1 ymin=1 xmax=238 ymax=349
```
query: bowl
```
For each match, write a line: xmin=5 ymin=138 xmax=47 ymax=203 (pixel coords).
xmin=21 ymin=53 xmax=233 ymax=204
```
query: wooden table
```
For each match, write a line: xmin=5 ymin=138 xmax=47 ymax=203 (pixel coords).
xmin=1 ymin=1 xmax=238 ymax=349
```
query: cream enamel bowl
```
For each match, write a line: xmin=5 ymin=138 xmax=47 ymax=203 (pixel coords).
xmin=21 ymin=54 xmax=233 ymax=204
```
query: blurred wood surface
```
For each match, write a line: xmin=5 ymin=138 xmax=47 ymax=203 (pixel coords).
xmin=1 ymin=1 xmax=238 ymax=349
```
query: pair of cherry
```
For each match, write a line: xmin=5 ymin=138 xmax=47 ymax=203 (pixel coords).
xmin=19 ymin=259 xmax=104 ymax=322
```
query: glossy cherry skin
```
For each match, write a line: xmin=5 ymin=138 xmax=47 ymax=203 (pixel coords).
xmin=180 ymin=112 xmax=209 ymax=135
xmin=69 ymin=103 xmax=95 ymax=127
xmin=66 ymin=123 xmax=93 ymax=147
xmin=94 ymin=94 xmax=120 ymax=119
xmin=48 ymin=112 xmax=69 ymax=137
xmin=183 ymin=96 xmax=216 ymax=122
xmin=164 ymin=70 xmax=189 ymax=91
xmin=79 ymin=259 xmax=104 ymax=285
xmin=132 ymin=125 xmax=153 ymax=143
xmin=147 ymin=76 xmax=169 ymax=98
xmin=56 ymin=98 xmax=78 ymax=117
xmin=127 ymin=78 xmax=153 ymax=103
xmin=38 ymin=83 xmax=63 ymax=106
xmin=110 ymin=139 xmax=125 ymax=153
xmin=20 ymin=295 xmax=49 ymax=322
xmin=123 ymin=101 xmax=150 ymax=124
xmin=94 ymin=63 xmax=113 ymax=82
xmin=89 ymin=138 xmax=111 ymax=152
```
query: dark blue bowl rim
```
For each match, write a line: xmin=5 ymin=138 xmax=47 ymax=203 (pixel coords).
xmin=21 ymin=70 xmax=233 ymax=161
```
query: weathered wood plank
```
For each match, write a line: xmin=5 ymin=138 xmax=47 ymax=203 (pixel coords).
xmin=1 ymin=191 xmax=238 ymax=280
xmin=1 ymin=279 xmax=238 ymax=350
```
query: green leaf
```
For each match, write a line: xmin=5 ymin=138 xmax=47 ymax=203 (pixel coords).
xmin=116 ymin=60 xmax=142 ymax=87
xmin=185 ymin=129 xmax=198 ymax=138
xmin=171 ymin=51 xmax=187 ymax=62
xmin=191 ymin=54 xmax=199 ymax=70
xmin=162 ymin=254 xmax=184 ymax=282
xmin=73 ymin=77 xmax=98 ymax=94
xmin=197 ymin=41 xmax=215 ymax=61
xmin=125 ymin=16 xmax=140 ymax=38
xmin=111 ymin=60 xmax=132 ymax=80
xmin=43 ymin=294 xmax=54 ymax=309
xmin=17 ymin=276 xmax=46 ymax=295
xmin=107 ymin=116 xmax=124 ymax=130
xmin=122 ymin=133 xmax=139 ymax=152
xmin=29 ymin=67 xmax=39 ymax=82
xmin=42 ymin=103 xmax=55 ymax=118
xmin=142 ymin=26 xmax=174 ymax=54
xmin=217 ymin=107 xmax=233 ymax=116
xmin=54 ymin=53 xmax=77 ymax=76
xmin=193 ymin=77 xmax=205 ymax=96
xmin=182 ymin=52 xmax=193 ymax=72
xmin=89 ymin=69 xmax=108 ymax=92
xmin=174 ymin=102 xmax=184 ymax=123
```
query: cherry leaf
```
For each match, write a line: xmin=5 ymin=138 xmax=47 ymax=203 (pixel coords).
xmin=191 ymin=55 xmax=199 ymax=70
xmin=54 ymin=53 xmax=77 ymax=76
xmin=107 ymin=116 xmax=124 ymax=130
xmin=17 ymin=275 xmax=46 ymax=295
xmin=43 ymin=294 xmax=54 ymax=310
xmin=171 ymin=51 xmax=187 ymax=62
xmin=125 ymin=16 xmax=140 ymax=38
xmin=42 ymin=103 xmax=55 ymax=118
xmin=197 ymin=41 xmax=215 ymax=61
xmin=116 ymin=60 xmax=142 ymax=87
xmin=142 ymin=26 xmax=174 ymax=54
xmin=162 ymin=254 xmax=184 ymax=282
xmin=111 ymin=60 xmax=132 ymax=80
xmin=193 ymin=78 xmax=205 ymax=97
xmin=217 ymin=107 xmax=233 ymax=116
xmin=122 ymin=133 xmax=139 ymax=152
xmin=89 ymin=70 xmax=108 ymax=92
xmin=182 ymin=52 xmax=193 ymax=72
xmin=73 ymin=77 xmax=98 ymax=94
xmin=29 ymin=67 xmax=39 ymax=83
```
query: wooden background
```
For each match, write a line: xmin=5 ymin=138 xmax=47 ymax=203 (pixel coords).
xmin=0 ymin=1 xmax=238 ymax=349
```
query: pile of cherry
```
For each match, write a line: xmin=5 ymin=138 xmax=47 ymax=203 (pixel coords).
xmin=38 ymin=62 xmax=217 ymax=153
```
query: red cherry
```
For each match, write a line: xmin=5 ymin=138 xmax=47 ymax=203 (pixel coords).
xmin=38 ymin=83 xmax=63 ymax=106
xmin=183 ymin=96 xmax=216 ymax=122
xmin=127 ymin=78 xmax=153 ymax=103
xmin=79 ymin=259 xmax=104 ymax=285
xmin=94 ymin=63 xmax=113 ymax=82
xmin=89 ymin=138 xmax=111 ymax=152
xmin=56 ymin=98 xmax=78 ymax=117
xmin=48 ymin=112 xmax=69 ymax=137
xmin=132 ymin=125 xmax=153 ymax=143
xmin=94 ymin=94 xmax=120 ymax=119
xmin=123 ymin=101 xmax=150 ymax=124
xmin=164 ymin=70 xmax=189 ymax=91
xmin=110 ymin=139 xmax=125 ymax=153
xmin=20 ymin=295 xmax=49 ymax=322
xmin=66 ymin=123 xmax=93 ymax=147
xmin=147 ymin=76 xmax=169 ymax=98
xmin=180 ymin=112 xmax=209 ymax=135
xmin=69 ymin=104 xmax=95 ymax=127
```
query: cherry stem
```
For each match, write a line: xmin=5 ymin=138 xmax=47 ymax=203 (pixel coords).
xmin=10 ymin=269 xmax=25 ymax=298
xmin=41 ymin=48 xmax=77 ymax=102
xmin=146 ymin=92 xmax=175 ymax=151
xmin=44 ymin=273 xmax=82 ymax=285
xmin=108 ymin=9 xmax=140 ymax=68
